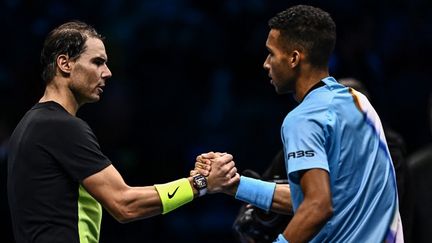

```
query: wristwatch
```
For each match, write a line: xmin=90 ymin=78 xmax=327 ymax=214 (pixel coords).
xmin=192 ymin=174 xmax=208 ymax=197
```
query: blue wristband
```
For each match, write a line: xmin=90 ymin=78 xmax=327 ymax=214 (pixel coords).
xmin=235 ymin=176 xmax=276 ymax=211
xmin=274 ymin=234 xmax=289 ymax=243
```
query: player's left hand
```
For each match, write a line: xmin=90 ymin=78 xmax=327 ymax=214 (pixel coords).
xmin=205 ymin=153 xmax=239 ymax=193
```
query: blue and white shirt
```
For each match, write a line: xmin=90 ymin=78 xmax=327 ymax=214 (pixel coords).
xmin=281 ymin=77 xmax=403 ymax=242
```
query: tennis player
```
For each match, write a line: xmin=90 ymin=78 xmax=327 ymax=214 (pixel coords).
xmin=194 ymin=5 xmax=403 ymax=243
xmin=7 ymin=21 xmax=239 ymax=243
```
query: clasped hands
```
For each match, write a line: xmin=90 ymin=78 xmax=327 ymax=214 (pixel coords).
xmin=191 ymin=152 xmax=240 ymax=195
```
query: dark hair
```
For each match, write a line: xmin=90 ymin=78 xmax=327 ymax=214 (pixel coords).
xmin=268 ymin=5 xmax=336 ymax=68
xmin=40 ymin=21 xmax=104 ymax=83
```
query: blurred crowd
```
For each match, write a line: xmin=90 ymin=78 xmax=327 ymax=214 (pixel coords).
xmin=1 ymin=0 xmax=431 ymax=242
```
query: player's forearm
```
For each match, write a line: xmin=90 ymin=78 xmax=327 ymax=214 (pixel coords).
xmin=110 ymin=185 xmax=163 ymax=223
xmin=83 ymin=165 xmax=201 ymax=223
xmin=270 ymin=184 xmax=293 ymax=215
xmin=283 ymin=198 xmax=333 ymax=243
xmin=111 ymin=178 xmax=199 ymax=223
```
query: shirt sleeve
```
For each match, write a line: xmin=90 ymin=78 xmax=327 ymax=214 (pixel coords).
xmin=46 ymin=118 xmax=111 ymax=182
xmin=281 ymin=111 xmax=331 ymax=184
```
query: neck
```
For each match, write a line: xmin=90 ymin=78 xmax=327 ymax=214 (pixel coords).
xmin=39 ymin=78 xmax=80 ymax=116
xmin=294 ymin=65 xmax=329 ymax=102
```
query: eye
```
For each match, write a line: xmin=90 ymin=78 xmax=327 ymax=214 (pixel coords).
xmin=266 ymin=47 xmax=273 ymax=56
xmin=93 ymin=58 xmax=106 ymax=66
xmin=267 ymin=50 xmax=274 ymax=58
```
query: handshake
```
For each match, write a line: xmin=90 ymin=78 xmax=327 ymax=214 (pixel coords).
xmin=190 ymin=152 xmax=240 ymax=196
xmin=157 ymin=151 xmax=281 ymax=217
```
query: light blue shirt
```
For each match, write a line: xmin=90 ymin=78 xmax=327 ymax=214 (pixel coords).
xmin=281 ymin=77 xmax=403 ymax=242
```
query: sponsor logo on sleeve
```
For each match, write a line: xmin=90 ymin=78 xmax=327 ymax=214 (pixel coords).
xmin=287 ymin=150 xmax=315 ymax=160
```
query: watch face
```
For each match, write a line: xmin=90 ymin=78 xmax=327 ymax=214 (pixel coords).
xmin=194 ymin=175 xmax=207 ymax=189
xmin=196 ymin=178 xmax=206 ymax=187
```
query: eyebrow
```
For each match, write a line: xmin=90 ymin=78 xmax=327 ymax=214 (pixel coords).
xmin=92 ymin=56 xmax=108 ymax=63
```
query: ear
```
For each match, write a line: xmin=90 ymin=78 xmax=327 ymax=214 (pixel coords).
xmin=56 ymin=54 xmax=73 ymax=75
xmin=289 ymin=50 xmax=301 ymax=68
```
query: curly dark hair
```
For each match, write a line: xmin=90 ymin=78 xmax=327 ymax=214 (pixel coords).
xmin=268 ymin=5 xmax=336 ymax=68
xmin=40 ymin=21 xmax=104 ymax=83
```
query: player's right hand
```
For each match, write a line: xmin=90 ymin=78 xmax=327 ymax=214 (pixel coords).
xmin=191 ymin=152 xmax=225 ymax=176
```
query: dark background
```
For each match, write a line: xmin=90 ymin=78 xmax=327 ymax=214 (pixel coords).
xmin=1 ymin=0 xmax=431 ymax=242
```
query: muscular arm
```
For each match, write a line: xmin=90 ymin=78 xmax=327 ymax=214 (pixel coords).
xmin=83 ymin=153 xmax=238 ymax=224
xmin=82 ymin=165 xmax=197 ymax=223
xmin=283 ymin=168 xmax=333 ymax=243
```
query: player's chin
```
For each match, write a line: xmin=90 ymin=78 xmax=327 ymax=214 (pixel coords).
xmin=87 ymin=94 xmax=101 ymax=103
xmin=274 ymin=86 xmax=289 ymax=95
xmin=273 ymin=83 xmax=292 ymax=94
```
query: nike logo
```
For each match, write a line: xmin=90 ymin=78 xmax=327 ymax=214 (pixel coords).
xmin=168 ymin=186 xmax=180 ymax=199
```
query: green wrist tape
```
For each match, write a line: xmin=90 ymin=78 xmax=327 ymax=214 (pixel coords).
xmin=154 ymin=178 xmax=193 ymax=214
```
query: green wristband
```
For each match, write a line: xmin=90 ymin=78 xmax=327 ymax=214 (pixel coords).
xmin=154 ymin=178 xmax=193 ymax=214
